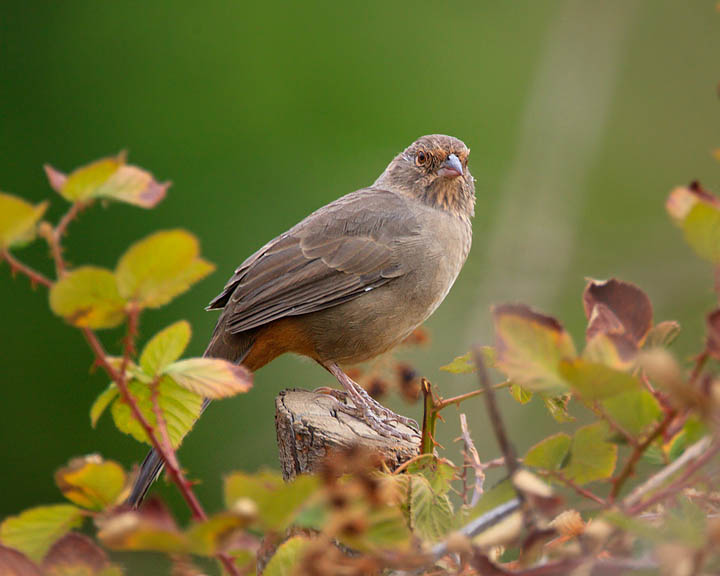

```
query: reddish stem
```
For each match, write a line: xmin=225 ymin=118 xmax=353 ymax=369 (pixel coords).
xmin=609 ymin=410 xmax=675 ymax=502
xmin=547 ymin=471 xmax=607 ymax=506
xmin=1 ymin=250 xmax=53 ymax=288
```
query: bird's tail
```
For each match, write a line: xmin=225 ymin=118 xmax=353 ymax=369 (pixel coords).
xmin=125 ymin=324 xmax=254 ymax=509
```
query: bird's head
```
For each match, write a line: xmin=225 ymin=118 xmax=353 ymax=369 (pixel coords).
xmin=374 ymin=134 xmax=475 ymax=218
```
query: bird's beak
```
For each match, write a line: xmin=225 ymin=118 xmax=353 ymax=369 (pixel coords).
xmin=438 ymin=153 xmax=463 ymax=178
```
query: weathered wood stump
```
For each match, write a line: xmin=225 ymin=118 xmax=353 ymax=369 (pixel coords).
xmin=275 ymin=389 xmax=420 ymax=480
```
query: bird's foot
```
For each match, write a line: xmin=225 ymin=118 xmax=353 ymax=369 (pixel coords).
xmin=322 ymin=362 xmax=420 ymax=443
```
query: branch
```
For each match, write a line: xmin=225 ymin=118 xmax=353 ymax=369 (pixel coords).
xmin=435 ymin=381 xmax=511 ymax=411
xmin=473 ymin=347 xmax=520 ymax=478
xmin=1 ymin=249 xmax=53 ymax=288
xmin=609 ymin=410 xmax=676 ymax=501
xmin=546 ymin=470 xmax=607 ymax=506
xmin=458 ymin=413 xmax=485 ymax=507
xmin=43 ymin=201 xmax=87 ymax=277
xmin=624 ymin=436 xmax=716 ymax=514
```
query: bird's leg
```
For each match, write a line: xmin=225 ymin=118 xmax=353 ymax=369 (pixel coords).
xmin=323 ymin=362 xmax=420 ymax=441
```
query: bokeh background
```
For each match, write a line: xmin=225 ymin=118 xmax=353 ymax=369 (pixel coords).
xmin=1 ymin=0 xmax=719 ymax=547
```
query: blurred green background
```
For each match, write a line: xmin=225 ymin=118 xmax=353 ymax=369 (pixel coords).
xmin=1 ymin=0 xmax=719 ymax=535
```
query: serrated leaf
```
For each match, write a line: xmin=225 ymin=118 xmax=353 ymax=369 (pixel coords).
xmin=263 ymin=536 xmax=310 ymax=576
xmin=563 ymin=423 xmax=617 ymax=485
xmin=524 ymin=434 xmax=571 ymax=471
xmin=0 ymin=505 xmax=84 ymax=561
xmin=140 ymin=320 xmax=191 ymax=375
xmin=115 ymin=230 xmax=214 ymax=308
xmin=49 ymin=267 xmax=126 ymax=329
xmin=110 ymin=376 xmax=203 ymax=448
xmin=440 ymin=347 xmax=495 ymax=374
xmin=90 ymin=385 xmax=119 ymax=428
xmin=0 ymin=545 xmax=42 ymax=576
xmin=224 ymin=470 xmax=319 ymax=532
xmin=560 ymin=359 xmax=640 ymax=400
xmin=543 ymin=394 xmax=574 ymax=422
xmin=407 ymin=475 xmax=455 ymax=542
xmin=601 ymin=387 xmax=662 ymax=437
xmin=0 ymin=193 xmax=48 ymax=249
xmin=42 ymin=533 xmax=117 ymax=576
xmin=645 ymin=321 xmax=681 ymax=349
xmin=54 ymin=456 xmax=126 ymax=511
xmin=97 ymin=500 xmax=186 ymax=553
xmin=405 ymin=455 xmax=456 ymax=495
xmin=164 ymin=358 xmax=252 ymax=399
xmin=509 ymin=384 xmax=533 ymax=404
xmin=493 ymin=304 xmax=576 ymax=392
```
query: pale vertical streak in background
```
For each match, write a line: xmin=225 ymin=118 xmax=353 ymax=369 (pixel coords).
xmin=468 ymin=1 xmax=639 ymax=340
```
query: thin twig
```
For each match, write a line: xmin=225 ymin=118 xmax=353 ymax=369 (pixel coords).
xmin=458 ymin=413 xmax=485 ymax=507
xmin=435 ymin=381 xmax=511 ymax=411
xmin=624 ymin=436 xmax=716 ymax=514
xmin=472 ymin=347 xmax=520 ymax=478
xmin=546 ymin=471 xmax=607 ymax=506
xmin=46 ymin=201 xmax=86 ymax=277
xmin=1 ymin=250 xmax=53 ymax=288
xmin=609 ymin=410 xmax=675 ymax=501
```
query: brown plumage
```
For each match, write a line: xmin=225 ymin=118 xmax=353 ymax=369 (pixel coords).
xmin=128 ymin=134 xmax=475 ymax=507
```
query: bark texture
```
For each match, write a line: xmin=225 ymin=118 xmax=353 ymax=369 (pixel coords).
xmin=275 ymin=389 xmax=420 ymax=480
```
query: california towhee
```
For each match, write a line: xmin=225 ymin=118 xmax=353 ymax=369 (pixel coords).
xmin=128 ymin=134 xmax=475 ymax=506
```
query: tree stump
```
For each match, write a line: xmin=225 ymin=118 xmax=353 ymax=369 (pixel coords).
xmin=275 ymin=389 xmax=420 ymax=480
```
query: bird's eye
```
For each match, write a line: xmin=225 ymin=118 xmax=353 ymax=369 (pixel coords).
xmin=416 ymin=151 xmax=428 ymax=166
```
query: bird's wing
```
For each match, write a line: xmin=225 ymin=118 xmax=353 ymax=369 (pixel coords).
xmin=207 ymin=189 xmax=422 ymax=333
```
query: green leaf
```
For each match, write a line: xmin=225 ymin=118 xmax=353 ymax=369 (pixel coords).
xmin=90 ymin=385 xmax=119 ymax=428
xmin=93 ymin=165 xmax=168 ymax=208
xmin=49 ymin=155 xmax=124 ymax=202
xmin=224 ymin=470 xmax=320 ymax=532
xmin=45 ymin=155 xmax=167 ymax=208
xmin=110 ymin=376 xmax=203 ymax=448
xmin=560 ymin=359 xmax=640 ymax=400
xmin=186 ymin=513 xmax=251 ymax=557
xmin=407 ymin=475 xmax=455 ymax=542
xmin=0 ymin=193 xmax=48 ymax=249
xmin=404 ymin=455 xmax=456 ymax=495
xmin=54 ymin=456 xmax=126 ymax=511
xmin=524 ymin=433 xmax=571 ymax=471
xmin=440 ymin=347 xmax=495 ymax=373
xmin=140 ymin=320 xmax=191 ymax=375
xmin=582 ymin=333 xmax=636 ymax=371
xmin=164 ymin=358 xmax=252 ymax=399
xmin=493 ymin=304 xmax=576 ymax=392
xmin=0 ymin=505 xmax=83 ymax=561
xmin=49 ymin=267 xmax=126 ymax=329
xmin=263 ymin=536 xmax=310 ymax=576
xmin=601 ymin=387 xmax=662 ymax=437
xmin=115 ymin=230 xmax=214 ymax=308
xmin=683 ymin=201 xmax=720 ymax=263
xmin=543 ymin=394 xmax=574 ymax=423
xmin=509 ymin=384 xmax=533 ymax=404
xmin=563 ymin=423 xmax=617 ymax=485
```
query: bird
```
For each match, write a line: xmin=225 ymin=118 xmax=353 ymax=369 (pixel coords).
xmin=127 ymin=134 xmax=475 ymax=507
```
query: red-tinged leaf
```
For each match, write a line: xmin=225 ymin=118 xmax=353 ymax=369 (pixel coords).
xmin=43 ymin=165 xmax=67 ymax=193
xmin=583 ymin=333 xmax=637 ymax=370
xmin=97 ymin=498 xmax=187 ymax=553
xmin=95 ymin=165 xmax=169 ymax=208
xmin=707 ymin=309 xmax=720 ymax=360
xmin=54 ymin=455 xmax=127 ymax=511
xmin=583 ymin=278 xmax=653 ymax=346
xmin=493 ymin=304 xmax=576 ymax=392
xmin=42 ymin=533 xmax=113 ymax=575
xmin=164 ymin=358 xmax=252 ymax=399
xmin=666 ymin=182 xmax=719 ymax=224
xmin=0 ymin=545 xmax=42 ymax=576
